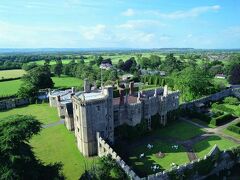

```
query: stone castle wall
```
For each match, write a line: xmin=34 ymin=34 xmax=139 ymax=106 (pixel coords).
xmin=0 ymin=98 xmax=30 ymax=111
xmin=180 ymin=88 xmax=240 ymax=110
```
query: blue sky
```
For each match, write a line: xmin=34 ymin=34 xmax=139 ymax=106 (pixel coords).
xmin=0 ymin=0 xmax=239 ymax=48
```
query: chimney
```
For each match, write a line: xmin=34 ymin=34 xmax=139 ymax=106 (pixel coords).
xmin=129 ymin=81 xmax=134 ymax=95
xmin=119 ymin=88 xmax=125 ymax=105
xmin=84 ymin=79 xmax=91 ymax=93
xmin=71 ymin=87 xmax=75 ymax=93
xmin=163 ymin=85 xmax=168 ymax=97
xmin=57 ymin=95 xmax=61 ymax=102
xmin=137 ymin=91 xmax=141 ymax=103
xmin=154 ymin=89 xmax=157 ymax=97
xmin=48 ymin=88 xmax=51 ymax=95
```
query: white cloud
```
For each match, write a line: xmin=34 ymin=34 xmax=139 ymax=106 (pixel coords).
xmin=80 ymin=24 xmax=107 ymax=40
xmin=122 ymin=8 xmax=135 ymax=16
xmin=124 ymin=5 xmax=221 ymax=19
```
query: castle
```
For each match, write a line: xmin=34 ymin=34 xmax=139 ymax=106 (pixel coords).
xmin=48 ymin=80 xmax=179 ymax=157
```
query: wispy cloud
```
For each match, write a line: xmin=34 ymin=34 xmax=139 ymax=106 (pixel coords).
xmin=122 ymin=5 xmax=221 ymax=19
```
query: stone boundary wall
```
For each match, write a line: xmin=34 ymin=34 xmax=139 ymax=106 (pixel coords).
xmin=0 ymin=98 xmax=30 ymax=111
xmin=96 ymin=132 xmax=141 ymax=180
xmin=180 ymin=87 xmax=240 ymax=110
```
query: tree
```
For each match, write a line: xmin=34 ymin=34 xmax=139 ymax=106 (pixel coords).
xmin=79 ymin=155 xmax=127 ymax=180
xmin=161 ymin=53 xmax=183 ymax=73
xmin=54 ymin=60 xmax=63 ymax=77
xmin=0 ymin=115 xmax=64 ymax=179
xmin=18 ymin=66 xmax=54 ymax=98
xmin=173 ymin=67 xmax=212 ymax=101
xmin=229 ymin=64 xmax=240 ymax=85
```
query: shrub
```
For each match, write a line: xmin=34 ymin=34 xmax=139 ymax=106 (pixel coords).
xmin=211 ymin=103 xmax=235 ymax=114
xmin=210 ymin=113 xmax=235 ymax=126
xmin=223 ymin=97 xmax=240 ymax=105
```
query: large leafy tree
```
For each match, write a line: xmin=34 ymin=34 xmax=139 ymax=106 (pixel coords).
xmin=161 ymin=53 xmax=183 ymax=73
xmin=53 ymin=60 xmax=63 ymax=77
xmin=18 ymin=65 xmax=54 ymax=98
xmin=0 ymin=115 xmax=64 ymax=179
xmin=173 ymin=67 xmax=212 ymax=101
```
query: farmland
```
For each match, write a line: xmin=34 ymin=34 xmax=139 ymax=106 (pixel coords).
xmin=0 ymin=69 xmax=26 ymax=79
xmin=0 ymin=76 xmax=83 ymax=96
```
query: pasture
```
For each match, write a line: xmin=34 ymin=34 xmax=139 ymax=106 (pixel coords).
xmin=52 ymin=76 xmax=83 ymax=89
xmin=0 ymin=79 xmax=22 ymax=96
xmin=0 ymin=76 xmax=83 ymax=96
xmin=0 ymin=69 xmax=26 ymax=79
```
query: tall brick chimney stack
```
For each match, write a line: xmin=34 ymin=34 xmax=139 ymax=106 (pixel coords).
xmin=57 ymin=95 xmax=61 ymax=102
xmin=84 ymin=79 xmax=91 ymax=93
xmin=129 ymin=81 xmax=134 ymax=95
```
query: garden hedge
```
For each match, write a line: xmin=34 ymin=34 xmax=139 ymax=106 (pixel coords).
xmin=227 ymin=124 xmax=240 ymax=134
xmin=210 ymin=113 xmax=235 ymax=126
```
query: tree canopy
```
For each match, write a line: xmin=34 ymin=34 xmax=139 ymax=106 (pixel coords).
xmin=0 ymin=115 xmax=64 ymax=179
xmin=18 ymin=65 xmax=54 ymax=98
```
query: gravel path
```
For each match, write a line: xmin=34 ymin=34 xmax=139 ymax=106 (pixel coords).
xmin=42 ymin=119 xmax=64 ymax=128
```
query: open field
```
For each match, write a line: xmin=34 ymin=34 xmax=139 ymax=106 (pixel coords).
xmin=0 ymin=76 xmax=83 ymax=96
xmin=52 ymin=76 xmax=83 ymax=89
xmin=0 ymin=79 xmax=22 ymax=96
xmin=0 ymin=103 xmax=59 ymax=124
xmin=34 ymin=59 xmax=74 ymax=65
xmin=128 ymin=141 xmax=189 ymax=176
xmin=193 ymin=135 xmax=238 ymax=158
xmin=0 ymin=69 xmax=26 ymax=79
xmin=30 ymin=125 xmax=96 ymax=180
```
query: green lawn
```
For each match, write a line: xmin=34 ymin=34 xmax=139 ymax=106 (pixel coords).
xmin=0 ymin=69 xmax=26 ymax=79
xmin=128 ymin=141 xmax=189 ymax=176
xmin=30 ymin=125 xmax=97 ymax=180
xmin=153 ymin=121 xmax=204 ymax=140
xmin=0 ymin=104 xmax=59 ymax=124
xmin=223 ymin=128 xmax=240 ymax=139
xmin=0 ymin=79 xmax=22 ymax=96
xmin=193 ymin=135 xmax=238 ymax=158
xmin=52 ymin=76 xmax=83 ymax=89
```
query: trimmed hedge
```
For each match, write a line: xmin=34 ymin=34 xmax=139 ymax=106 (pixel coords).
xmin=227 ymin=124 xmax=240 ymax=134
xmin=0 ymin=77 xmax=21 ymax=82
xmin=210 ymin=113 xmax=235 ymax=126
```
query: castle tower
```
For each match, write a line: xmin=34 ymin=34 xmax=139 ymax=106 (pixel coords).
xmin=72 ymin=86 xmax=114 ymax=157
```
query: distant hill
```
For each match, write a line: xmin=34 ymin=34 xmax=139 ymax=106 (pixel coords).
xmin=0 ymin=48 xmax=239 ymax=55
